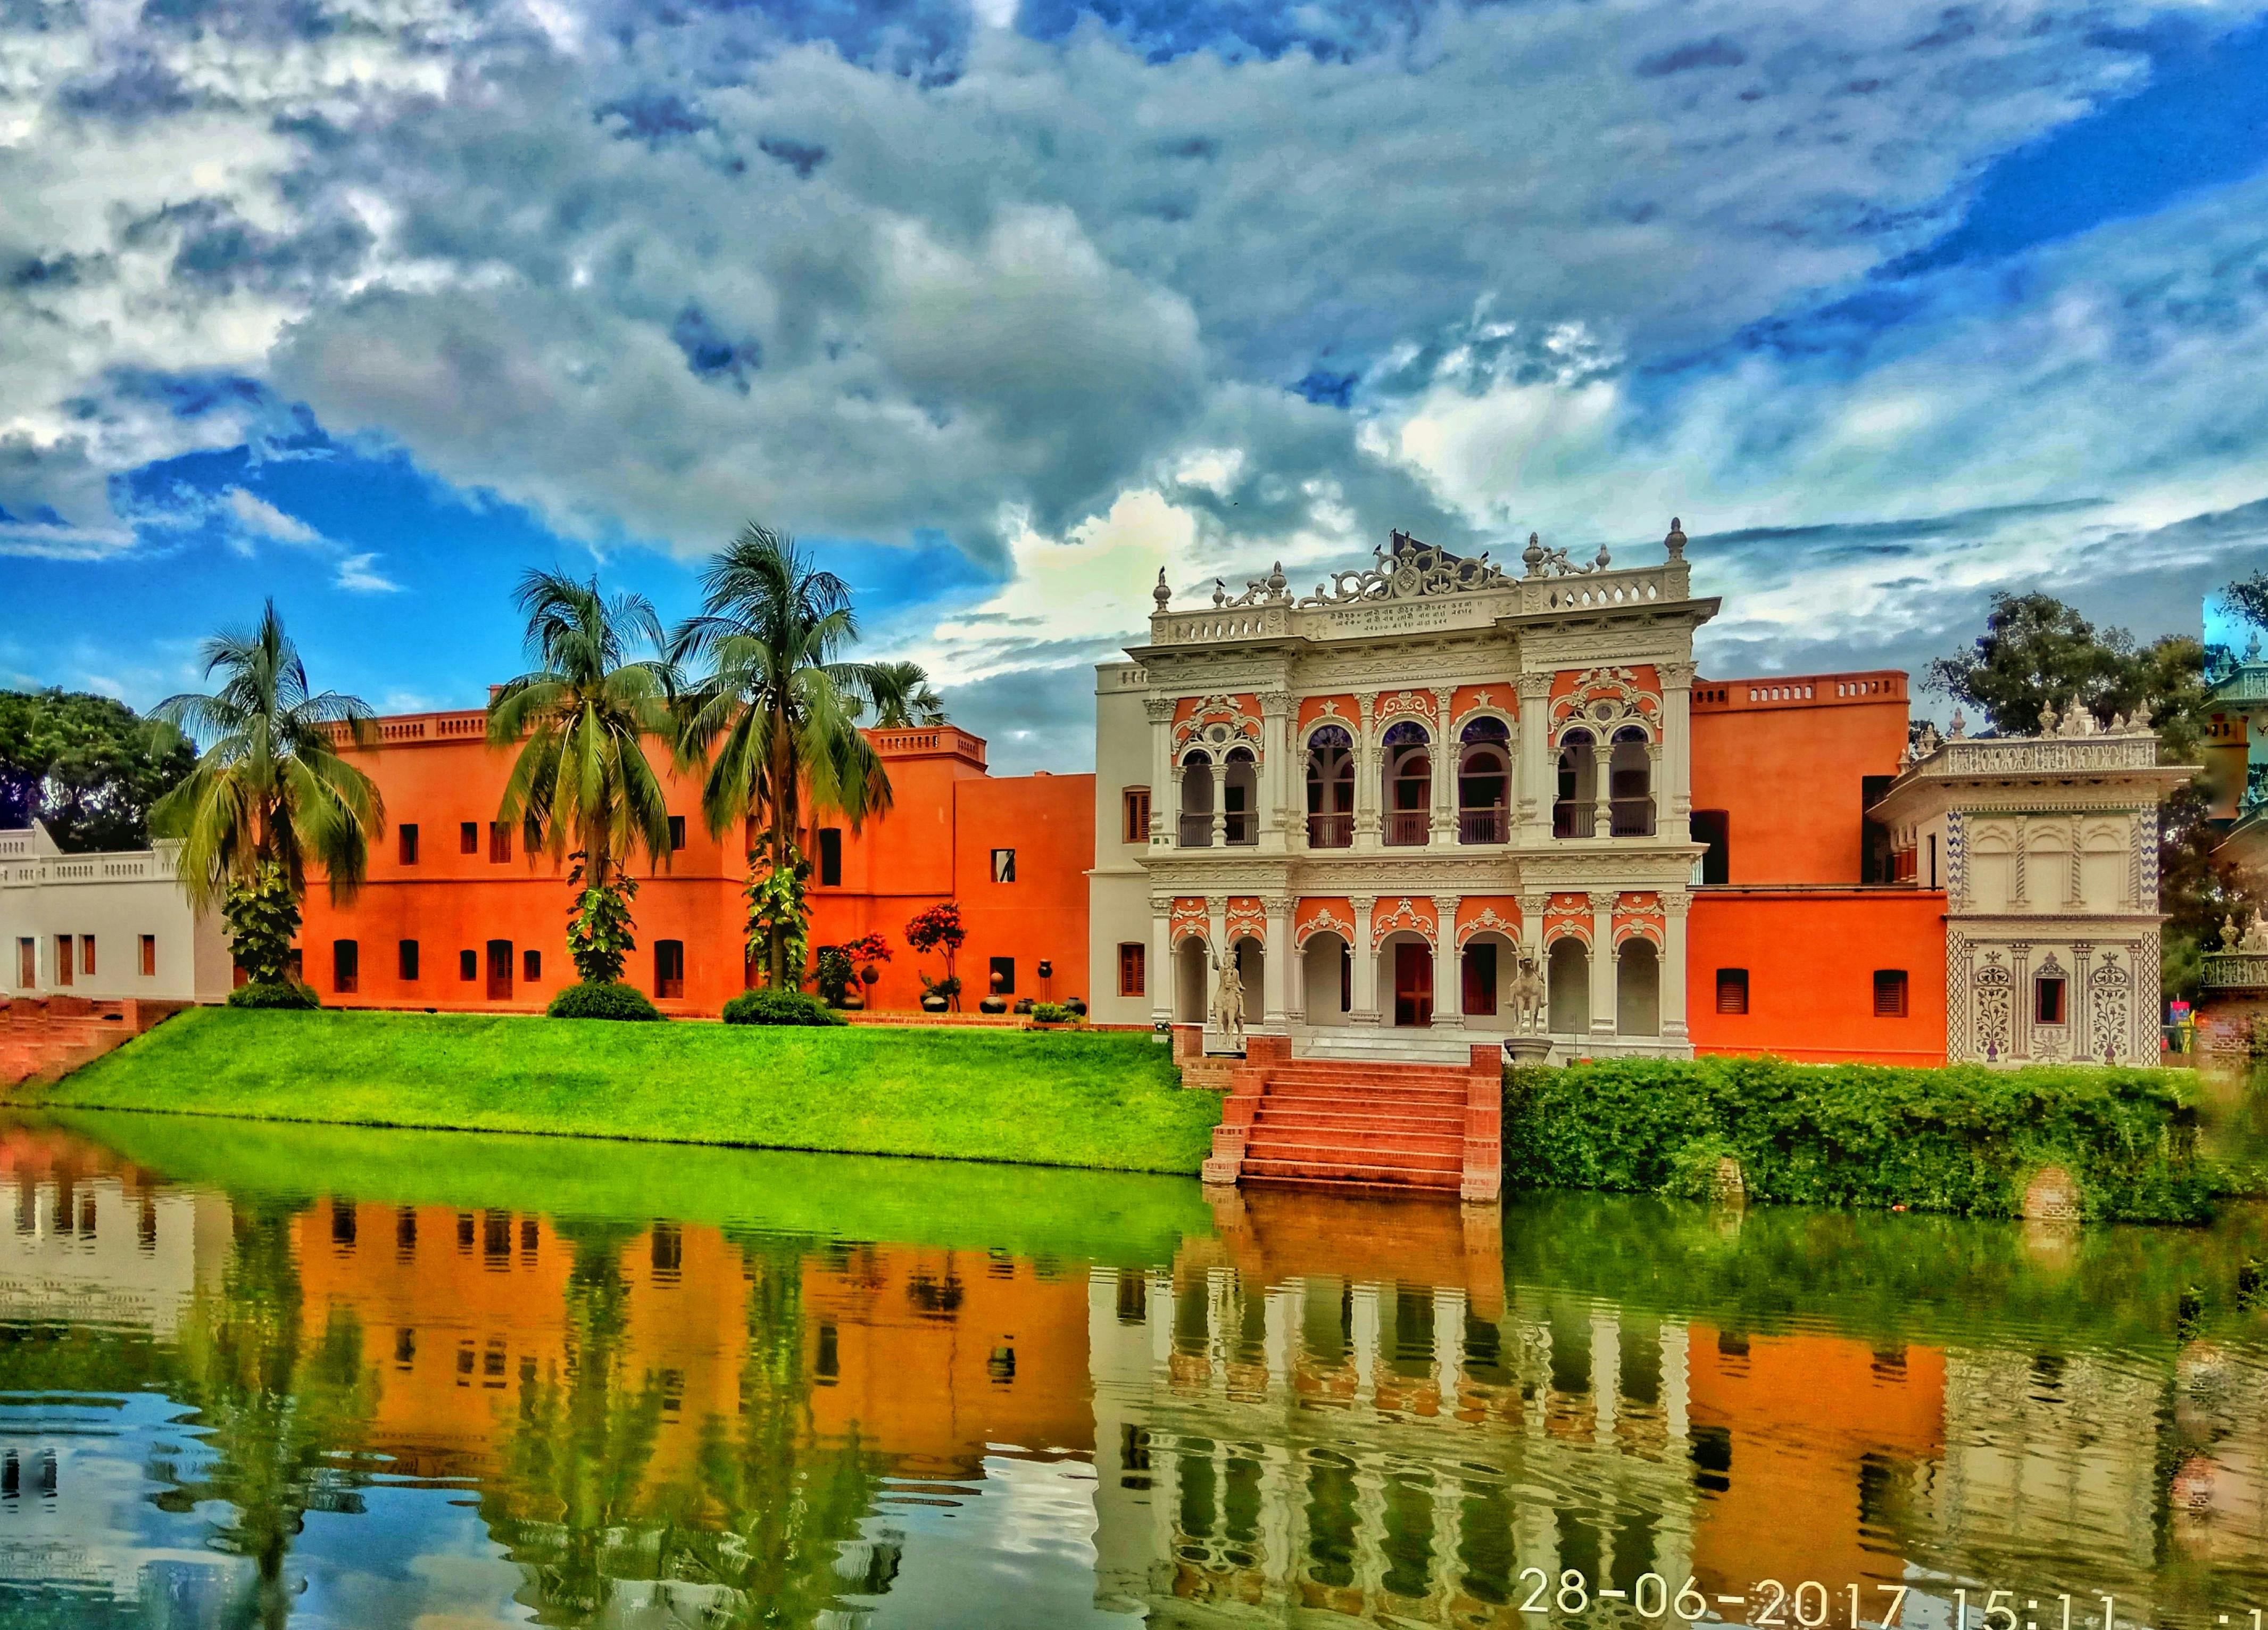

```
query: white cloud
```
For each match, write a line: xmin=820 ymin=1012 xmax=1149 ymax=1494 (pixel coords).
xmin=225 ymin=485 xmax=325 ymax=544
xmin=334 ymin=550 xmax=401 ymax=592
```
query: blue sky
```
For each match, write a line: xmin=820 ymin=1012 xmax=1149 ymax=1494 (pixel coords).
xmin=6 ymin=0 xmax=2268 ymax=771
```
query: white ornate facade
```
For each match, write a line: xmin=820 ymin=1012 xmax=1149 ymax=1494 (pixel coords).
xmin=1089 ymin=525 xmax=1714 ymax=1062
xmin=1866 ymin=713 xmax=2190 ymax=1066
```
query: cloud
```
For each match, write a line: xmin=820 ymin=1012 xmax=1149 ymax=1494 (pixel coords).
xmin=334 ymin=550 xmax=402 ymax=592
xmin=225 ymin=485 xmax=324 ymax=545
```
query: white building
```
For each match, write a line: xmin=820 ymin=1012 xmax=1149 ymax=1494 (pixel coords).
xmin=0 ymin=822 xmax=231 ymax=1004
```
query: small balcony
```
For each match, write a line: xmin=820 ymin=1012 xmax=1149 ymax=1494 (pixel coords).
xmin=1178 ymin=813 xmax=1212 ymax=848
xmin=1610 ymin=798 xmax=1656 ymax=838
xmin=1458 ymin=807 xmax=1507 ymax=845
xmin=1307 ymin=812 xmax=1353 ymax=849
xmin=1552 ymin=800 xmax=1594 ymax=839
xmin=1223 ymin=810 xmax=1257 ymax=847
xmin=1382 ymin=810 xmax=1430 ymax=848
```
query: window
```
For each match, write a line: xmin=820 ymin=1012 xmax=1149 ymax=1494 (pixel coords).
xmin=668 ymin=815 xmax=686 ymax=851
xmin=399 ymin=940 xmax=420 ymax=980
xmin=2034 ymin=975 xmax=2066 ymax=1025
xmin=460 ymin=949 xmax=478 ymax=981
xmin=816 ymin=1321 xmax=839 ymax=1383
xmin=1715 ymin=967 xmax=1749 ymax=1015
xmin=399 ymin=824 xmax=420 ymax=865
xmin=1122 ymin=786 xmax=1150 ymax=843
xmin=1860 ymin=775 xmax=1896 ymax=883
xmin=522 ymin=948 xmax=542 ymax=983
xmin=655 ymin=940 xmax=685 ymax=999
xmin=1928 ymin=834 xmax=1939 ymax=890
xmin=489 ymin=821 xmax=512 ymax=863
xmin=992 ymin=847 xmax=1016 ymax=883
xmin=486 ymin=940 xmax=513 ymax=999
xmin=139 ymin=934 xmax=156 ymax=977
xmin=989 ymin=955 xmax=1015 ymax=995
xmin=55 ymin=936 xmax=72 ymax=986
xmin=456 ymin=821 xmax=477 ymax=855
xmin=16 ymin=939 xmax=32 ymax=989
xmin=817 ymin=827 xmax=842 ymax=887
xmin=1118 ymin=942 xmax=1146 ymax=997
xmin=333 ymin=940 xmax=359 ymax=995
xmin=1692 ymin=809 xmax=1730 ymax=885
xmin=1554 ymin=729 xmax=1597 ymax=838
xmin=1873 ymin=969 xmax=1909 ymax=1017
xmin=80 ymin=936 xmax=95 ymax=975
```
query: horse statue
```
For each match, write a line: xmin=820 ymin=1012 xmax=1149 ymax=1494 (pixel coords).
xmin=1209 ymin=945 xmax=1247 ymax=1050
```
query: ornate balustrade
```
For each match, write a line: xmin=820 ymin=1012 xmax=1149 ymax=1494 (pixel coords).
xmin=1306 ymin=813 xmax=1352 ymax=849
xmin=1458 ymin=807 xmax=1507 ymax=845
xmin=0 ymin=847 xmax=181 ymax=889
xmin=1382 ymin=811 xmax=1430 ymax=847
xmin=2204 ymin=951 xmax=2268 ymax=991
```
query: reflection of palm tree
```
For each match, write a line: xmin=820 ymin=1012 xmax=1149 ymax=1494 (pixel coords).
xmin=162 ymin=1202 xmax=381 ymax=1630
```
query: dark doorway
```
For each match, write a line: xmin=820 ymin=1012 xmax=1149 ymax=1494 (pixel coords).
xmin=1392 ymin=942 xmax=1433 ymax=1027
xmin=486 ymin=940 xmax=513 ymax=1001
xmin=1463 ymin=941 xmax=1497 ymax=1016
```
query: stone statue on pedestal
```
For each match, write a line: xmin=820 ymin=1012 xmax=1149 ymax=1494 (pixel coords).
xmin=1209 ymin=946 xmax=1246 ymax=1050
xmin=1509 ymin=948 xmax=1549 ymax=1035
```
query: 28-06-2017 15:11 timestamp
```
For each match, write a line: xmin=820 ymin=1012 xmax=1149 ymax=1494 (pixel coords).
xmin=1508 ymin=1573 xmax=2263 ymax=1629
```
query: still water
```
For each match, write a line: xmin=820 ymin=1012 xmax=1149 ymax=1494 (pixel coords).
xmin=0 ymin=1107 xmax=2264 ymax=1629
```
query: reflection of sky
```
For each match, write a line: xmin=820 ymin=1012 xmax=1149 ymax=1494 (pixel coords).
xmin=289 ymin=1477 xmax=530 ymax=1629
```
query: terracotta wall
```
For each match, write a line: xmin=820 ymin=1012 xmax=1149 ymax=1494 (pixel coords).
xmin=1690 ymin=673 xmax=1909 ymax=884
xmin=1686 ymin=890 xmax=1948 ymax=1064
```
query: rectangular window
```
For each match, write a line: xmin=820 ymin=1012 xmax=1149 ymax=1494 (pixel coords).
xmin=655 ymin=940 xmax=685 ymax=999
xmin=668 ymin=814 xmax=686 ymax=851
xmin=55 ymin=935 xmax=73 ymax=986
xmin=460 ymin=821 xmax=479 ymax=855
xmin=489 ymin=821 xmax=512 ymax=863
xmin=1118 ymin=942 xmax=1146 ymax=997
xmin=989 ymin=955 xmax=1015 ymax=995
xmin=399 ymin=940 xmax=420 ymax=980
xmin=399 ymin=824 xmax=420 ymax=865
xmin=522 ymin=948 xmax=541 ymax=983
xmin=333 ymin=940 xmax=359 ymax=994
xmin=992 ymin=847 xmax=1016 ymax=883
xmin=459 ymin=949 xmax=478 ymax=981
xmin=1715 ymin=967 xmax=1749 ymax=1015
xmin=1859 ymin=775 xmax=1896 ymax=884
xmin=1928 ymin=833 xmax=1938 ymax=889
xmin=1692 ymin=810 xmax=1731 ymax=886
xmin=817 ymin=828 xmax=842 ymax=887
xmin=2035 ymin=975 xmax=2066 ymax=1025
xmin=80 ymin=936 xmax=95 ymax=975
xmin=139 ymin=934 xmax=157 ymax=977
xmin=1123 ymin=787 xmax=1151 ymax=844
xmin=1873 ymin=969 xmax=1909 ymax=1017
xmin=19 ymin=938 xmax=36 ymax=988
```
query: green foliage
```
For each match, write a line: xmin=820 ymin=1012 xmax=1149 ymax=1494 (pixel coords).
xmin=906 ymin=901 xmax=964 ymax=1010
xmin=2220 ymin=569 xmax=2268 ymax=641
xmin=226 ymin=979 xmax=320 ymax=1011
xmin=811 ymin=945 xmax=856 ymax=1005
xmin=721 ymin=988 xmax=845 ymax=1026
xmin=863 ymin=659 xmax=948 ymax=728
xmin=564 ymin=858 xmax=638 ymax=984
xmin=1031 ymin=1002 xmax=1075 ymax=1024
xmin=1503 ymin=1056 xmax=2216 ymax=1223
xmin=545 ymin=981 xmax=663 ymax=1021
xmin=221 ymin=859 xmax=302 ymax=986
xmin=1660 ymin=1132 xmax=1741 ymax=1201
xmin=0 ymin=688 xmax=195 ymax=851
xmin=743 ymin=850 xmax=810 ymax=990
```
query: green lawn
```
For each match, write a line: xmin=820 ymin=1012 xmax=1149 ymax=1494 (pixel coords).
xmin=30 ymin=1008 xmax=1217 ymax=1174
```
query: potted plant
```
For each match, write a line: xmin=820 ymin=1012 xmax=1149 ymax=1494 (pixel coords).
xmin=1028 ymin=1001 xmax=1079 ymax=1030
xmin=919 ymin=972 xmax=959 ymax=1013
xmin=979 ymin=969 xmax=1010 ymax=1015
xmin=905 ymin=903 xmax=965 ymax=1011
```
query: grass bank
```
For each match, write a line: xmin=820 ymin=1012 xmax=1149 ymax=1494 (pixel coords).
xmin=30 ymin=1008 xmax=1217 ymax=1175
xmin=1504 ymin=1056 xmax=2220 ymax=1222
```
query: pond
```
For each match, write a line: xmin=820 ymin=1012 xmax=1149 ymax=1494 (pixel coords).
xmin=0 ymin=1104 xmax=2264 ymax=1629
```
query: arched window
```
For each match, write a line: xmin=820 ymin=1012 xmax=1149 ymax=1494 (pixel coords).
xmin=1555 ymin=729 xmax=1597 ymax=838
xmin=1223 ymin=747 xmax=1258 ymax=846
xmin=1178 ymin=750 xmax=1215 ymax=848
xmin=1547 ymin=939 xmax=1589 ymax=1033
xmin=1382 ymin=721 xmax=1431 ymax=847
xmin=1609 ymin=726 xmax=1654 ymax=837
xmin=1617 ymin=938 xmax=1659 ymax=1036
xmin=1305 ymin=725 xmax=1355 ymax=848
xmin=1458 ymin=717 xmax=1511 ymax=843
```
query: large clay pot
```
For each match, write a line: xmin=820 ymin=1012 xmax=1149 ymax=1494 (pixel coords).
xmin=920 ymin=991 xmax=950 ymax=1013
xmin=979 ymin=995 xmax=1009 ymax=1015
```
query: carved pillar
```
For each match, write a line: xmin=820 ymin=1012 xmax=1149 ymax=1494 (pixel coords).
xmin=1260 ymin=691 xmax=1293 ymax=850
xmin=1264 ymin=895 xmax=1293 ymax=1031
xmin=1591 ymin=739 xmax=1613 ymax=840
xmin=2013 ymin=814 xmax=2030 ymax=909
xmin=1349 ymin=895 xmax=1380 ymax=1025
xmin=1517 ymin=673 xmax=1552 ymax=843
xmin=1659 ymin=660 xmax=1694 ymax=830
xmin=1517 ymin=890 xmax=1548 ymax=967
xmin=1431 ymin=687 xmax=1457 ymax=843
xmin=1588 ymin=890 xmax=1617 ymax=1038
xmin=1210 ymin=772 xmax=1229 ymax=849
xmin=1204 ymin=897 xmax=1229 ymax=1051
xmin=1145 ymin=697 xmax=1176 ymax=849
xmin=1646 ymin=739 xmax=1665 ymax=838
xmin=1432 ymin=895 xmax=1463 ymax=1030
xmin=1660 ymin=890 xmax=1690 ymax=1042
xmin=1149 ymin=895 xmax=1174 ymax=1031
xmin=1353 ymin=694 xmax=1378 ymax=851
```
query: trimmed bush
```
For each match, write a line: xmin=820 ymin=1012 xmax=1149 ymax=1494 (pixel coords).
xmin=226 ymin=980 xmax=320 ymax=1011
xmin=1503 ymin=1056 xmax=2214 ymax=1223
xmin=547 ymin=981 xmax=663 ymax=1022
xmin=1032 ymin=1003 xmax=1075 ymax=1024
xmin=721 ymin=988 xmax=845 ymax=1027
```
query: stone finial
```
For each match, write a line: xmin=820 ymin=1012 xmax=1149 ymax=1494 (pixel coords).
xmin=1948 ymin=707 xmax=1966 ymax=739
xmin=1153 ymin=568 xmax=1172 ymax=609
xmin=1593 ymin=541 xmax=1613 ymax=570
xmin=1522 ymin=532 xmax=1545 ymax=577
xmin=1665 ymin=516 xmax=1687 ymax=560
xmin=2223 ymin=913 xmax=2242 ymax=951
xmin=2132 ymin=698 xmax=2153 ymax=729
xmin=2109 ymin=711 xmax=2126 ymax=732
xmin=1267 ymin=560 xmax=1287 ymax=598
xmin=1211 ymin=578 xmax=1227 ymax=607
xmin=2038 ymin=700 xmax=2059 ymax=737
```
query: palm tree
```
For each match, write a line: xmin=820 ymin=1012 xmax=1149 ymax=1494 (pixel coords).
xmin=671 ymin=524 xmax=891 ymax=988
xmin=488 ymin=571 xmax=678 ymax=899
xmin=151 ymin=602 xmax=384 ymax=981
xmin=863 ymin=660 xmax=948 ymax=729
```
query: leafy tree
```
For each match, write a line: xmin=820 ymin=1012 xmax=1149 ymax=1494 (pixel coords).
xmin=862 ymin=660 xmax=948 ymax=729
xmin=744 ymin=848 xmax=811 ymax=990
xmin=488 ymin=572 xmax=678 ymax=987
xmin=671 ymin=524 xmax=891 ymax=990
xmin=2220 ymin=568 xmax=2268 ymax=643
xmin=149 ymin=604 xmax=384 ymax=980
xmin=0 ymin=688 xmax=195 ymax=850
xmin=905 ymin=901 xmax=965 ymax=1011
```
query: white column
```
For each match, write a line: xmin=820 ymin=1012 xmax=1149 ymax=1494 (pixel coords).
xmin=1589 ymin=890 xmax=1617 ymax=1039
xmin=1590 ymin=739 xmax=1613 ymax=839
xmin=1660 ymin=660 xmax=1695 ymax=830
xmin=1263 ymin=896 xmax=1292 ymax=1031
xmin=1264 ymin=1284 xmax=1300 ymax=1391
xmin=1260 ymin=691 xmax=1292 ymax=850
xmin=1517 ymin=891 xmax=1547 ymax=969
xmin=1432 ymin=1287 xmax=1466 ymax=1404
xmin=1149 ymin=897 xmax=1173 ymax=1031
xmin=1432 ymin=895 xmax=1463 ymax=1030
xmin=1591 ymin=1310 xmax=1621 ymax=1444
xmin=1349 ymin=896 xmax=1380 ymax=1025
xmin=1516 ymin=673 xmax=1552 ymax=843
xmin=1431 ymin=686 xmax=1457 ymax=843
xmin=1204 ymin=897 xmax=1227 ymax=1048
xmin=1350 ymin=1284 xmax=1380 ymax=1406
xmin=1661 ymin=890 xmax=1690 ymax=1042
xmin=1353 ymin=694 xmax=1378 ymax=850
xmin=1145 ymin=698 xmax=1175 ymax=849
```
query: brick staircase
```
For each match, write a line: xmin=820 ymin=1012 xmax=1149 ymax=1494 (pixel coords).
xmin=2 ymin=996 xmax=184 ymax=1087
xmin=1198 ymin=1035 xmax=1503 ymax=1201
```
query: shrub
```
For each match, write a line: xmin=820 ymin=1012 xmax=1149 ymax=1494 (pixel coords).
xmin=1032 ymin=1002 xmax=1075 ymax=1024
xmin=547 ymin=980 xmax=663 ymax=1022
xmin=226 ymin=979 xmax=320 ymax=1011
xmin=1502 ymin=1056 xmax=2215 ymax=1223
xmin=722 ymin=988 xmax=845 ymax=1027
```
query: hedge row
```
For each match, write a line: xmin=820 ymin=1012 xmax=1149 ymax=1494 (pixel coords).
xmin=1501 ymin=1056 xmax=2216 ymax=1223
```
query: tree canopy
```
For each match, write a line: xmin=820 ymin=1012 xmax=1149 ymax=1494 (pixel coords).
xmin=0 ymin=688 xmax=195 ymax=852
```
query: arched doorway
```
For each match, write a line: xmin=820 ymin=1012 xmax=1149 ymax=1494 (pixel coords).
xmin=1380 ymin=931 xmax=1435 ymax=1027
xmin=1617 ymin=938 xmax=1659 ymax=1036
xmin=1382 ymin=723 xmax=1432 ymax=846
xmin=1547 ymin=938 xmax=1590 ymax=1034
xmin=1178 ymin=752 xmax=1215 ymax=847
xmin=1555 ymin=729 xmax=1598 ymax=837
xmin=1457 ymin=717 xmax=1511 ymax=844
xmin=1305 ymin=725 xmax=1355 ymax=848
xmin=1233 ymin=936 xmax=1264 ymax=1024
xmin=1608 ymin=727 xmax=1654 ymax=837
xmin=1223 ymin=748 xmax=1258 ymax=846
xmin=1301 ymin=932 xmax=1352 ymax=1025
xmin=1460 ymin=931 xmax=1518 ymax=1028
xmin=1175 ymin=937 xmax=1209 ymax=1023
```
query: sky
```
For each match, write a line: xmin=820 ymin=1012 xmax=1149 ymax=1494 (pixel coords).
xmin=6 ymin=0 xmax=2268 ymax=773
